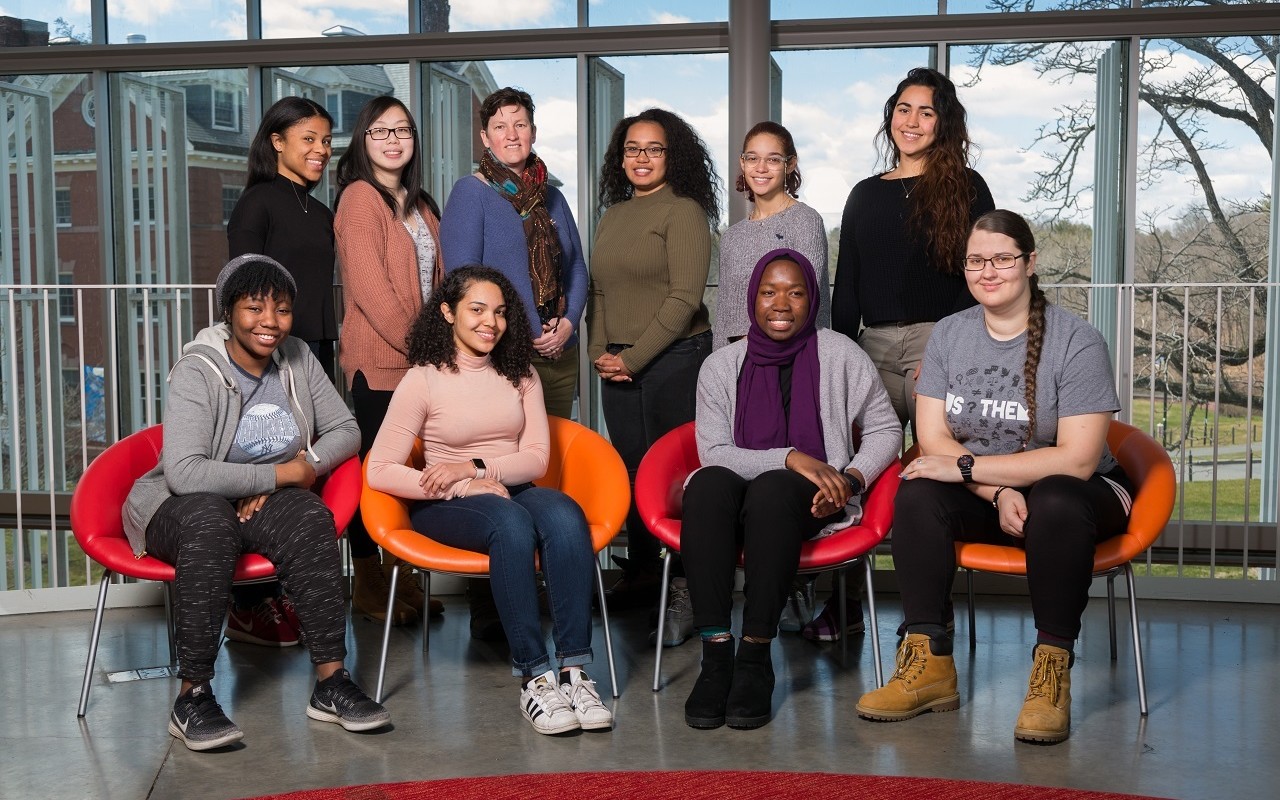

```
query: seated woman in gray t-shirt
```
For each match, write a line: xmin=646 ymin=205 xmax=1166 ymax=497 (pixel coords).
xmin=855 ymin=210 xmax=1133 ymax=746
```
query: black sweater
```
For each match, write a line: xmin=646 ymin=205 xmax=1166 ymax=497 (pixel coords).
xmin=227 ymin=174 xmax=338 ymax=342
xmin=831 ymin=169 xmax=994 ymax=337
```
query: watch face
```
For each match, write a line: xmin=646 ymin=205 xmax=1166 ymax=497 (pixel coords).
xmin=958 ymin=455 xmax=974 ymax=469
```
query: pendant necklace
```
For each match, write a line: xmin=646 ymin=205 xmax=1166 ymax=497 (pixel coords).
xmin=289 ymin=179 xmax=310 ymax=214
xmin=899 ymin=177 xmax=913 ymax=199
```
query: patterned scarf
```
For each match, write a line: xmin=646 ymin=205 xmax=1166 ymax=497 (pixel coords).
xmin=478 ymin=148 xmax=565 ymax=323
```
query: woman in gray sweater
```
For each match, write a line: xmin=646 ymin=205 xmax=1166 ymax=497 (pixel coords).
xmin=681 ymin=248 xmax=900 ymax=731
xmin=125 ymin=254 xmax=387 ymax=751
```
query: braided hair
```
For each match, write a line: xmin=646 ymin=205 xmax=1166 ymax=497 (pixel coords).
xmin=971 ymin=210 xmax=1045 ymax=447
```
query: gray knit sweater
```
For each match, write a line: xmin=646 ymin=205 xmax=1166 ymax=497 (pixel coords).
xmin=695 ymin=329 xmax=902 ymax=486
xmin=712 ymin=201 xmax=830 ymax=351
xmin=122 ymin=324 xmax=360 ymax=555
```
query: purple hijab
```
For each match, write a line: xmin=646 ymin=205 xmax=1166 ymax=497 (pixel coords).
xmin=732 ymin=247 xmax=826 ymax=460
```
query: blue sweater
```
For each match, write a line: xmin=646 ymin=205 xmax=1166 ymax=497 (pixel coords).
xmin=439 ymin=175 xmax=588 ymax=345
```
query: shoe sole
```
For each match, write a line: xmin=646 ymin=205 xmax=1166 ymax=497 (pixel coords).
xmin=684 ymin=713 xmax=725 ymax=729
xmin=726 ymin=713 xmax=771 ymax=729
xmin=649 ymin=630 xmax=693 ymax=648
xmin=577 ymin=717 xmax=614 ymax=731
xmin=802 ymin=625 xmax=866 ymax=643
xmin=856 ymin=694 xmax=960 ymax=721
xmin=168 ymin=719 xmax=244 ymax=751
xmin=225 ymin=629 xmax=298 ymax=647
xmin=521 ymin=710 xmax=581 ymax=735
xmin=305 ymin=705 xmax=392 ymax=732
xmin=1015 ymin=726 xmax=1069 ymax=744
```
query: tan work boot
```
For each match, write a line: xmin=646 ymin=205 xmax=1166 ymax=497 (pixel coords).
xmin=856 ymin=633 xmax=960 ymax=721
xmin=1015 ymin=644 xmax=1072 ymax=744
xmin=352 ymin=554 xmax=418 ymax=626
xmin=381 ymin=552 xmax=444 ymax=618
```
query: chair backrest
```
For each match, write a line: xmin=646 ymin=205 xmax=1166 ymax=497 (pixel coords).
xmin=1095 ymin=420 xmax=1177 ymax=570
xmin=634 ymin=422 xmax=701 ymax=552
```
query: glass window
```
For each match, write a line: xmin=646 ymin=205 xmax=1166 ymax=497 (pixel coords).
xmin=446 ymin=1 xmax=575 ymax=31
xmin=55 ymin=188 xmax=72 ymax=226
xmin=262 ymin=3 xmax=409 ymax=38
xmin=212 ymin=88 xmax=239 ymax=131
xmin=222 ymin=186 xmax=242 ymax=225
xmin=773 ymin=1 xmax=937 ymax=19
xmin=946 ymin=0 xmax=1127 ymax=12
xmin=58 ymin=273 xmax=76 ymax=323
xmin=0 ymin=7 xmax=90 ymax=46
xmin=589 ymin=2 xmax=726 ymax=26
xmin=106 ymin=0 xmax=245 ymax=44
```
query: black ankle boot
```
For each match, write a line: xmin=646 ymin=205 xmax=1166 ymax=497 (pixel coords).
xmin=684 ymin=637 xmax=735 ymax=729
xmin=725 ymin=638 xmax=775 ymax=729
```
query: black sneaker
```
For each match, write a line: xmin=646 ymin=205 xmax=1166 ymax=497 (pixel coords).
xmin=306 ymin=668 xmax=391 ymax=732
xmin=168 ymin=682 xmax=244 ymax=751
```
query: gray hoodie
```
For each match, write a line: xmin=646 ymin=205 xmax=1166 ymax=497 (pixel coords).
xmin=122 ymin=323 xmax=360 ymax=555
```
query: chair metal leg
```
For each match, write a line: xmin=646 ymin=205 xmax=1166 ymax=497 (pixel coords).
xmin=651 ymin=551 xmax=674 ymax=692
xmin=967 ymin=568 xmax=977 ymax=651
xmin=422 ymin=572 xmax=432 ymax=652
xmin=375 ymin=564 xmax=398 ymax=704
xmin=863 ymin=556 xmax=884 ymax=688
xmin=1124 ymin=564 xmax=1150 ymax=716
xmin=1107 ymin=572 xmax=1119 ymax=661
xmin=595 ymin=562 xmax=619 ymax=698
xmin=163 ymin=582 xmax=177 ymax=665
xmin=837 ymin=568 xmax=848 ymax=668
xmin=77 ymin=570 xmax=113 ymax=718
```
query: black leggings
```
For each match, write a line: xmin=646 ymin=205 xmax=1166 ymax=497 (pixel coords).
xmin=681 ymin=466 xmax=835 ymax=639
xmin=145 ymin=489 xmax=347 ymax=682
xmin=892 ymin=474 xmax=1130 ymax=641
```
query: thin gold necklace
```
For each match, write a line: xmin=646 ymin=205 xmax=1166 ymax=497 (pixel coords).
xmin=288 ymin=178 xmax=310 ymax=214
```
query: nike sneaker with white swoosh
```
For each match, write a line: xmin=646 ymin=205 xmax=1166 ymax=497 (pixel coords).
xmin=169 ymin=682 xmax=243 ymax=751
xmin=306 ymin=668 xmax=391 ymax=732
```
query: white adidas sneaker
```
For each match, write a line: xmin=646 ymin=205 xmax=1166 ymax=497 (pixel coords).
xmin=562 ymin=670 xmax=614 ymax=731
xmin=519 ymin=670 xmax=580 ymax=735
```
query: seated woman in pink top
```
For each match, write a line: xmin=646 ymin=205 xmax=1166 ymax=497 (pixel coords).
xmin=366 ymin=266 xmax=612 ymax=737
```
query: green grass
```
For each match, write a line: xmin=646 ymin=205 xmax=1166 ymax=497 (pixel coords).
xmin=1174 ymin=477 xmax=1261 ymax=522
xmin=1128 ymin=397 xmax=1260 ymax=448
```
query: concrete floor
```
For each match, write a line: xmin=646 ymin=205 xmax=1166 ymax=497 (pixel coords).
xmin=3 ymin=589 xmax=1277 ymax=800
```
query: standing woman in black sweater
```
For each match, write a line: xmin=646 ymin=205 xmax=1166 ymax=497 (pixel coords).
xmin=819 ymin=67 xmax=994 ymax=642
xmin=229 ymin=97 xmax=339 ymax=379
xmin=223 ymin=97 xmax=346 ymax=645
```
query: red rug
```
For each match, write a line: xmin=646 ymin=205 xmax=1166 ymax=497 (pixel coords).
xmin=251 ymin=771 xmax=1170 ymax=800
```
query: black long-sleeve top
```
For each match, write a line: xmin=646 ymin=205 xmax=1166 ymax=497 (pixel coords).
xmin=227 ymin=174 xmax=338 ymax=342
xmin=831 ymin=169 xmax=994 ymax=337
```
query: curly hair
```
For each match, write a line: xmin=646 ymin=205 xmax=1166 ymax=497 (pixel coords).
xmin=734 ymin=121 xmax=802 ymax=202
xmin=598 ymin=108 xmax=720 ymax=222
xmin=335 ymin=96 xmax=440 ymax=220
xmin=972 ymin=210 xmax=1046 ymax=448
xmin=246 ymin=97 xmax=333 ymax=190
xmin=219 ymin=260 xmax=297 ymax=321
xmin=877 ymin=67 xmax=977 ymax=276
xmin=405 ymin=266 xmax=535 ymax=388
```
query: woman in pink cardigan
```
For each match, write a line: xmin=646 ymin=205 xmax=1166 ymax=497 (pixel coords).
xmin=334 ymin=96 xmax=444 ymax=625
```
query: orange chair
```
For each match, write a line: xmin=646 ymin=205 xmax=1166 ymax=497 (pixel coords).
xmin=635 ymin=421 xmax=902 ymax=692
xmin=71 ymin=424 xmax=362 ymax=717
xmin=361 ymin=416 xmax=630 ymax=702
xmin=944 ymin=421 xmax=1176 ymax=716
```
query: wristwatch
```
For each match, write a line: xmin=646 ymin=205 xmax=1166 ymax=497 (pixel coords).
xmin=957 ymin=454 xmax=975 ymax=484
xmin=472 ymin=458 xmax=486 ymax=479
xmin=843 ymin=471 xmax=864 ymax=496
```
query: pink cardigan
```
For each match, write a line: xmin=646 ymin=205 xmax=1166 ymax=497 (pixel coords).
xmin=335 ymin=180 xmax=445 ymax=392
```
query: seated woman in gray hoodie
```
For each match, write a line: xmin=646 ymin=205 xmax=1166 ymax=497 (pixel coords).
xmin=124 ymin=254 xmax=389 ymax=752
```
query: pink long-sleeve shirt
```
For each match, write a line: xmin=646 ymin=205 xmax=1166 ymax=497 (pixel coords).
xmin=366 ymin=352 xmax=549 ymax=500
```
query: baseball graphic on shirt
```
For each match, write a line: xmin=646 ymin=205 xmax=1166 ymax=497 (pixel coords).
xmin=236 ymin=403 xmax=300 ymax=458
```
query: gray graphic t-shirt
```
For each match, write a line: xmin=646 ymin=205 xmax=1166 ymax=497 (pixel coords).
xmin=227 ymin=359 xmax=303 ymax=465
xmin=916 ymin=304 xmax=1120 ymax=473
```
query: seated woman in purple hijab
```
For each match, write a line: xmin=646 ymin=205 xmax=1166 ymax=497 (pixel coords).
xmin=680 ymin=248 xmax=901 ymax=730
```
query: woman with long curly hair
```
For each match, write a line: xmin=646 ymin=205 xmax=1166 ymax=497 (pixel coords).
xmin=366 ymin=266 xmax=612 ymax=736
xmin=856 ymin=211 xmax=1131 ymax=745
xmin=819 ymin=67 xmax=995 ymax=643
xmin=333 ymin=95 xmax=445 ymax=627
xmin=587 ymin=108 xmax=719 ymax=614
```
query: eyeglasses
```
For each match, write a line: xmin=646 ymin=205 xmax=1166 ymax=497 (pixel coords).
xmin=740 ymin=153 xmax=790 ymax=170
xmin=623 ymin=145 xmax=667 ymax=159
xmin=963 ymin=253 xmax=1028 ymax=272
xmin=366 ymin=127 xmax=416 ymax=140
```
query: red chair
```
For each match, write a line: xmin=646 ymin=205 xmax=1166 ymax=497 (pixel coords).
xmin=635 ymin=421 xmax=901 ymax=692
xmin=949 ymin=421 xmax=1176 ymax=716
xmin=71 ymin=424 xmax=361 ymax=717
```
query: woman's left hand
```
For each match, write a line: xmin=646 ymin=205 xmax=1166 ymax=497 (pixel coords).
xmin=533 ymin=318 xmax=573 ymax=360
xmin=419 ymin=461 xmax=478 ymax=498
xmin=236 ymin=493 xmax=270 ymax=522
xmin=997 ymin=489 xmax=1029 ymax=538
xmin=901 ymin=454 xmax=965 ymax=482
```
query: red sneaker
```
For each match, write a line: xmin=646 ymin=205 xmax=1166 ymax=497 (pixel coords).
xmin=275 ymin=595 xmax=305 ymax=645
xmin=226 ymin=598 xmax=299 ymax=647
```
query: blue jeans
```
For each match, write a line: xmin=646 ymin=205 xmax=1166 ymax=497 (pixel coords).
xmin=409 ymin=484 xmax=595 ymax=676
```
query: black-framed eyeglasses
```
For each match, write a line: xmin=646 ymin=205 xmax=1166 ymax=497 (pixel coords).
xmin=366 ymin=126 xmax=416 ymax=140
xmin=623 ymin=145 xmax=667 ymax=159
xmin=963 ymin=253 xmax=1028 ymax=272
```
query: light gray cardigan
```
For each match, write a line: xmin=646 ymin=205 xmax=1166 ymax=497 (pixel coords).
xmin=123 ymin=324 xmax=360 ymax=555
xmin=695 ymin=329 xmax=902 ymax=490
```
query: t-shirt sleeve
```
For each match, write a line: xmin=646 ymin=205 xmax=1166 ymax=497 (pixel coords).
xmin=1056 ymin=325 xmax=1121 ymax=418
xmin=914 ymin=317 xmax=953 ymax=401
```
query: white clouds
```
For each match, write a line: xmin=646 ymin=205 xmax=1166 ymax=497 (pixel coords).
xmin=450 ymin=0 xmax=566 ymax=30
xmin=651 ymin=12 xmax=693 ymax=24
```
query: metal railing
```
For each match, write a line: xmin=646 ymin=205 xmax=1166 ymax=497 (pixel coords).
xmin=3 ymin=280 xmax=1278 ymax=604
